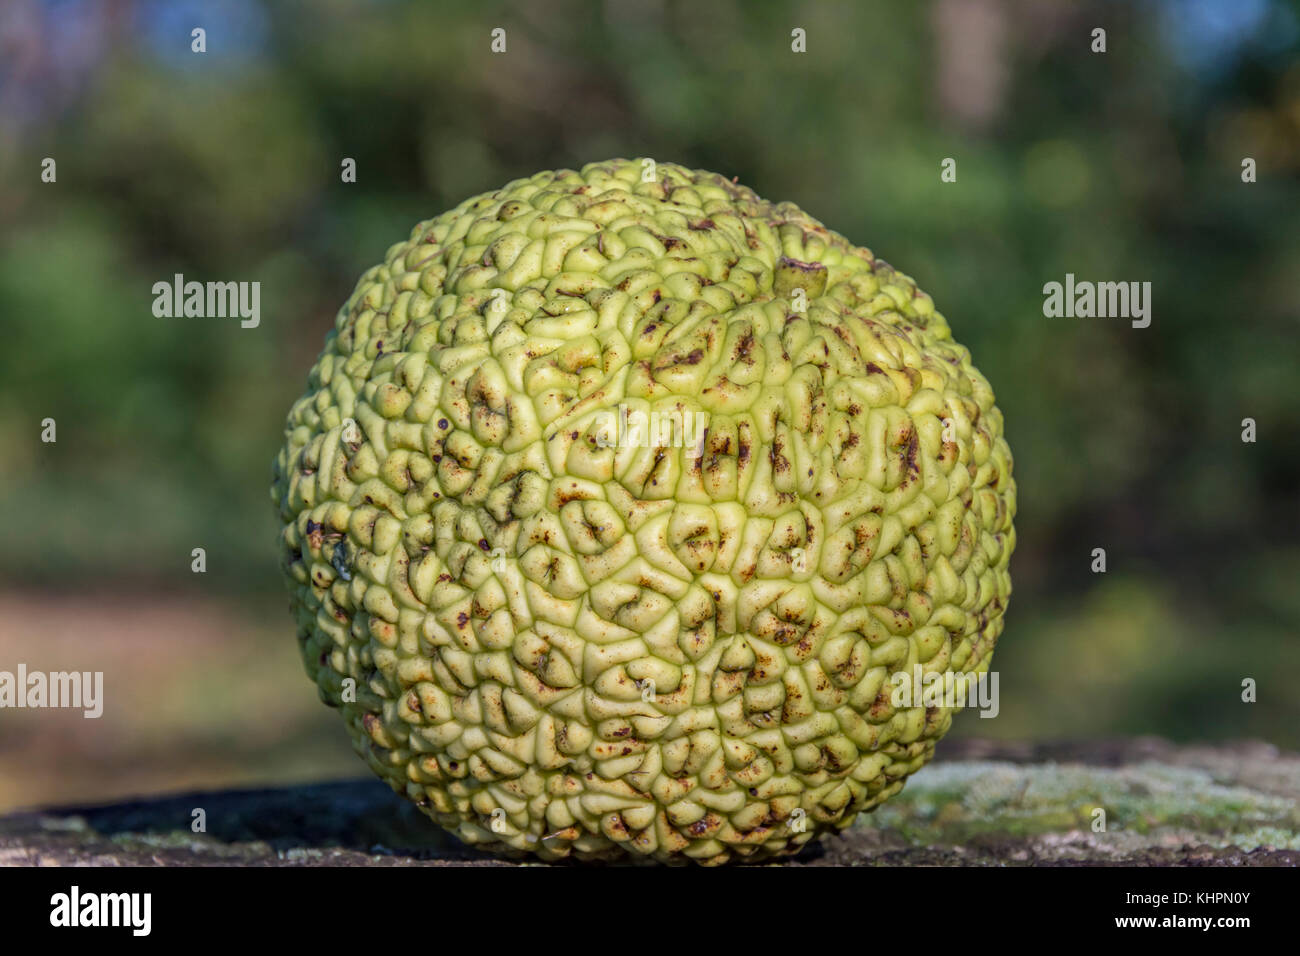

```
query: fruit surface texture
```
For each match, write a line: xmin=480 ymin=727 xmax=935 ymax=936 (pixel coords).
xmin=271 ymin=158 xmax=1016 ymax=863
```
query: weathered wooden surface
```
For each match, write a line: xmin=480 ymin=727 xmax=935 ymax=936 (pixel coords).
xmin=2 ymin=737 xmax=1296 ymax=866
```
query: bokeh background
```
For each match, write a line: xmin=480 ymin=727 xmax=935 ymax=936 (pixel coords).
xmin=1 ymin=0 xmax=1297 ymax=812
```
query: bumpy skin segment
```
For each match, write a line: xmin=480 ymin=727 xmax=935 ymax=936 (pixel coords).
xmin=271 ymin=159 xmax=1015 ymax=864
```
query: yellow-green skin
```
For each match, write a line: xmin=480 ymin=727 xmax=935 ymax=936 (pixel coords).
xmin=272 ymin=159 xmax=1015 ymax=864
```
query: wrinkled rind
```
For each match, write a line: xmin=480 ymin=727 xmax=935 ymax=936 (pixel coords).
xmin=270 ymin=159 xmax=1016 ymax=864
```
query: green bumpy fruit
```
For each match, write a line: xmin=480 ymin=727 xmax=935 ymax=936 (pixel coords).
xmin=272 ymin=158 xmax=1015 ymax=864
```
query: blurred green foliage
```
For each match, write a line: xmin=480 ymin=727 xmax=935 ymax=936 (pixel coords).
xmin=1 ymin=0 xmax=1297 ymax=747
